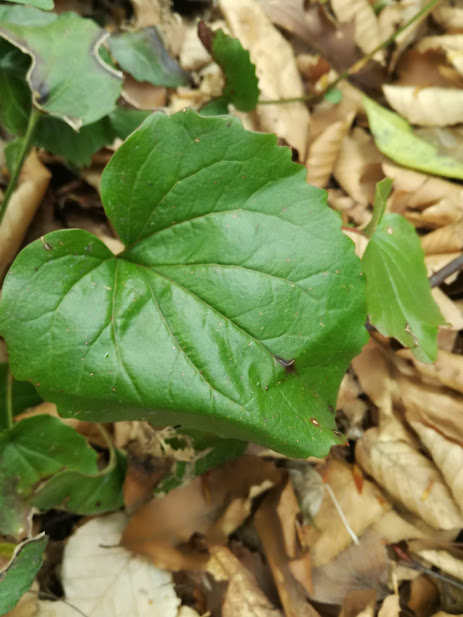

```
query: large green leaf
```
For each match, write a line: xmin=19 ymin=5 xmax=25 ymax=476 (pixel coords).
xmin=0 ymin=534 xmax=47 ymax=615
xmin=0 ymin=5 xmax=122 ymax=129
xmin=362 ymin=213 xmax=444 ymax=363
xmin=0 ymin=111 xmax=367 ymax=458
xmin=0 ymin=38 xmax=30 ymax=135
xmin=4 ymin=0 xmax=53 ymax=10
xmin=108 ymin=27 xmax=190 ymax=88
xmin=0 ymin=415 xmax=125 ymax=537
xmin=363 ymin=95 xmax=463 ymax=180
xmin=198 ymin=21 xmax=259 ymax=112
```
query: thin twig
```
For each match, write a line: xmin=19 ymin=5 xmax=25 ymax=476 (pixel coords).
xmin=429 ymin=253 xmax=463 ymax=288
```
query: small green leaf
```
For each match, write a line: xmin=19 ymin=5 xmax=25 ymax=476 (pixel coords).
xmin=0 ymin=415 xmax=124 ymax=536
xmin=0 ymin=38 xmax=30 ymax=135
xmin=4 ymin=0 xmax=53 ymax=10
xmin=0 ymin=111 xmax=367 ymax=458
xmin=0 ymin=534 xmax=47 ymax=615
xmin=362 ymin=213 xmax=444 ymax=363
xmin=198 ymin=21 xmax=259 ymax=112
xmin=0 ymin=363 xmax=42 ymax=420
xmin=323 ymin=88 xmax=343 ymax=104
xmin=362 ymin=177 xmax=392 ymax=239
xmin=363 ymin=95 xmax=463 ymax=180
xmin=0 ymin=6 xmax=122 ymax=129
xmin=108 ymin=27 xmax=191 ymax=88
xmin=199 ymin=98 xmax=230 ymax=116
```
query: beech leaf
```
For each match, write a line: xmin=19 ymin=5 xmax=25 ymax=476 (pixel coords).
xmin=0 ymin=110 xmax=367 ymax=458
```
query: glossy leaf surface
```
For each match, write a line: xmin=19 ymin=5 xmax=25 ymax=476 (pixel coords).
xmin=0 ymin=5 xmax=122 ymax=129
xmin=0 ymin=111 xmax=367 ymax=457
xmin=108 ymin=27 xmax=190 ymax=88
xmin=362 ymin=213 xmax=444 ymax=363
xmin=0 ymin=534 xmax=47 ymax=614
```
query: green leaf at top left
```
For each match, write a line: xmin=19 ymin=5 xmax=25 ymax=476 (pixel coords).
xmin=0 ymin=5 xmax=122 ymax=129
xmin=3 ymin=0 xmax=53 ymax=10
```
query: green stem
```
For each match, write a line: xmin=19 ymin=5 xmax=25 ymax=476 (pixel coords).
xmin=258 ymin=0 xmax=441 ymax=106
xmin=0 ymin=108 xmax=41 ymax=226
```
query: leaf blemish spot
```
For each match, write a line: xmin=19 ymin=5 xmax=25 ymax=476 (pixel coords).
xmin=310 ymin=418 xmax=319 ymax=426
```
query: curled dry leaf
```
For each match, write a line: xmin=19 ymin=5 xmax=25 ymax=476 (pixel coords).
xmin=421 ymin=219 xmax=463 ymax=254
xmin=300 ymin=459 xmax=389 ymax=568
xmin=397 ymin=348 xmax=463 ymax=397
xmin=121 ymin=75 xmax=167 ymax=110
xmin=352 ymin=340 xmax=394 ymax=421
xmin=306 ymin=114 xmax=354 ymax=188
xmin=219 ymin=0 xmax=310 ymax=159
xmin=255 ymin=0 xmax=313 ymax=42
xmin=378 ymin=595 xmax=401 ymax=617
xmin=254 ymin=485 xmax=322 ymax=617
xmin=407 ymin=416 xmax=463 ymax=517
xmin=432 ymin=4 xmax=463 ymax=33
xmin=418 ymin=35 xmax=463 ymax=76
xmin=0 ymin=149 xmax=51 ymax=280
xmin=331 ymin=0 xmax=382 ymax=56
xmin=430 ymin=288 xmax=463 ymax=331
xmin=356 ymin=428 xmax=463 ymax=530
xmin=207 ymin=546 xmax=283 ymax=617
xmin=122 ymin=456 xmax=281 ymax=571
xmin=333 ymin=127 xmax=384 ymax=206
xmin=384 ymin=85 xmax=463 ymax=127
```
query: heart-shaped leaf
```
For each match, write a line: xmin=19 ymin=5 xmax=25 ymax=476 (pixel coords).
xmin=0 ymin=5 xmax=122 ymax=129
xmin=0 ymin=110 xmax=367 ymax=458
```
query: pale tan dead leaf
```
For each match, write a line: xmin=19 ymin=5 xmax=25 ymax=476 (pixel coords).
xmin=422 ymin=220 xmax=463 ymax=254
xmin=384 ymin=85 xmax=463 ymax=127
xmin=352 ymin=340 xmax=394 ymax=421
xmin=339 ymin=589 xmax=376 ymax=617
xmin=179 ymin=21 xmax=212 ymax=71
xmin=207 ymin=546 xmax=283 ymax=617
xmin=35 ymin=600 xmax=79 ymax=617
xmin=356 ymin=428 xmax=463 ymax=530
xmin=288 ymin=463 xmax=325 ymax=522
xmin=306 ymin=113 xmax=354 ymax=187
xmin=0 ymin=149 xmax=51 ymax=280
xmin=407 ymin=417 xmax=463 ymax=518
xmin=433 ymin=3 xmax=463 ymax=33
xmin=336 ymin=371 xmax=369 ymax=437
xmin=122 ymin=456 xmax=281 ymax=571
xmin=177 ymin=608 xmax=201 ymax=617
xmin=431 ymin=288 xmax=463 ymax=330
xmin=341 ymin=228 xmax=369 ymax=258
xmin=378 ymin=595 xmax=400 ymax=617
xmin=372 ymin=509 xmax=445 ymax=544
xmin=255 ymin=0 xmax=312 ymax=41
xmin=219 ymin=0 xmax=310 ymax=160
xmin=129 ymin=0 xmax=162 ymax=28
xmin=62 ymin=511 xmax=180 ymax=617
xmin=397 ymin=348 xmax=463 ymax=396
xmin=432 ymin=613 xmax=463 ymax=617
xmin=331 ymin=0 xmax=382 ymax=56
xmin=406 ymin=199 xmax=463 ymax=229
xmin=333 ymin=127 xmax=384 ymax=206
xmin=301 ymin=459 xmax=389 ymax=568
xmin=408 ymin=541 xmax=463 ymax=582
xmin=254 ymin=486 xmax=322 ymax=617
xmin=122 ymin=75 xmax=167 ymax=110
xmin=418 ymin=35 xmax=463 ymax=77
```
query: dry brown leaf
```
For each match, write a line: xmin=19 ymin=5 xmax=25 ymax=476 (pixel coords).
xmin=431 ymin=288 xmax=463 ymax=331
xmin=405 ymin=573 xmax=440 ymax=617
xmin=255 ymin=0 xmax=312 ymax=41
xmin=122 ymin=456 xmax=281 ymax=571
xmin=179 ymin=21 xmax=213 ymax=72
xmin=397 ymin=348 xmax=463 ymax=396
xmin=356 ymin=428 xmax=463 ymax=530
xmin=122 ymin=75 xmax=167 ymax=110
xmin=422 ymin=220 xmax=463 ymax=254
xmin=306 ymin=113 xmax=354 ymax=187
xmin=352 ymin=340 xmax=394 ymax=421
xmin=336 ymin=371 xmax=369 ymax=435
xmin=207 ymin=546 xmax=283 ymax=617
xmin=378 ymin=595 xmax=400 ymax=617
xmin=408 ymin=540 xmax=463 ymax=581
xmin=333 ymin=128 xmax=384 ymax=205
xmin=0 ymin=149 xmax=51 ymax=280
xmin=340 ymin=589 xmax=376 ymax=617
xmin=219 ymin=0 xmax=310 ymax=160
xmin=310 ymin=527 xmax=388 ymax=605
xmin=384 ymin=85 xmax=463 ymax=126
xmin=254 ymin=486 xmax=322 ymax=617
xmin=407 ymin=417 xmax=463 ymax=518
xmin=426 ymin=254 xmax=462 ymax=283
xmin=432 ymin=3 xmax=463 ymax=34
xmin=331 ymin=0 xmax=382 ymax=56
xmin=418 ymin=35 xmax=463 ymax=76
xmin=301 ymin=459 xmax=389 ymax=568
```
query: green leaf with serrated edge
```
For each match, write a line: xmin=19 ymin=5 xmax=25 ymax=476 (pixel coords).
xmin=199 ymin=98 xmax=230 ymax=116
xmin=0 ymin=6 xmax=122 ymax=130
xmin=108 ymin=27 xmax=191 ymax=88
xmin=362 ymin=177 xmax=392 ymax=239
xmin=198 ymin=21 xmax=259 ymax=112
xmin=0 ymin=38 xmax=30 ymax=135
xmin=155 ymin=429 xmax=246 ymax=495
xmin=363 ymin=95 xmax=463 ymax=180
xmin=0 ymin=415 xmax=123 ymax=536
xmin=4 ymin=0 xmax=53 ymax=10
xmin=362 ymin=213 xmax=444 ymax=363
xmin=0 ymin=363 xmax=42 ymax=421
xmin=0 ymin=111 xmax=367 ymax=458
xmin=0 ymin=534 xmax=47 ymax=614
